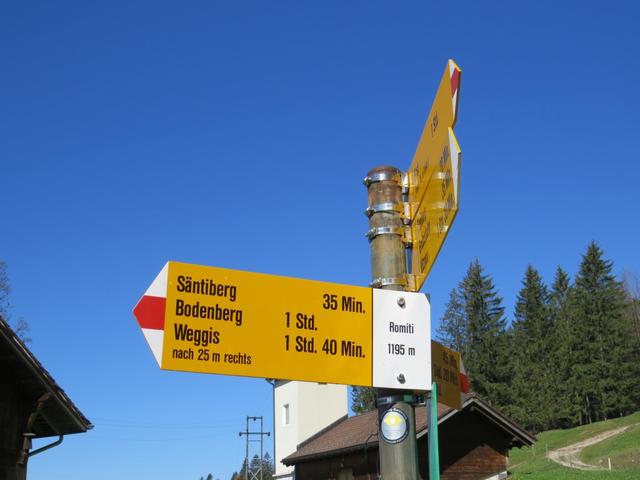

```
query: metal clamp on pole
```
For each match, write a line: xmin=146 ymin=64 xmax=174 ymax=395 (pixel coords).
xmin=406 ymin=274 xmax=422 ymax=293
xmin=365 ymin=226 xmax=404 ymax=241
xmin=401 ymin=171 xmax=410 ymax=195
xmin=363 ymin=170 xmax=402 ymax=187
xmin=370 ymin=277 xmax=408 ymax=289
xmin=377 ymin=394 xmax=423 ymax=407
xmin=403 ymin=225 xmax=414 ymax=245
xmin=402 ymin=201 xmax=413 ymax=225
xmin=364 ymin=202 xmax=405 ymax=218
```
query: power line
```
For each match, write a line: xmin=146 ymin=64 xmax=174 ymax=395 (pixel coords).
xmin=91 ymin=417 xmax=237 ymax=429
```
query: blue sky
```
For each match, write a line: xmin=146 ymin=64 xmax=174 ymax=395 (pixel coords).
xmin=2 ymin=1 xmax=639 ymax=479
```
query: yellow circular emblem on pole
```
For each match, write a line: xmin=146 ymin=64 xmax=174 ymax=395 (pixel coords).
xmin=380 ymin=408 xmax=409 ymax=444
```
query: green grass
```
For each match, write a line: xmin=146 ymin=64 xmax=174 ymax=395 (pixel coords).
xmin=581 ymin=422 xmax=640 ymax=469
xmin=508 ymin=412 xmax=640 ymax=479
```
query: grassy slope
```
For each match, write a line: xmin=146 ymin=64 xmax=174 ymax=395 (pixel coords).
xmin=581 ymin=422 xmax=640 ymax=469
xmin=508 ymin=412 xmax=640 ymax=479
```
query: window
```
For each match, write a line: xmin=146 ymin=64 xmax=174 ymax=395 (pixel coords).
xmin=337 ymin=468 xmax=353 ymax=480
xmin=283 ymin=403 xmax=290 ymax=426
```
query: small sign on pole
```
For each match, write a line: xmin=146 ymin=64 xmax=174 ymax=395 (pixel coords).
xmin=431 ymin=340 xmax=463 ymax=410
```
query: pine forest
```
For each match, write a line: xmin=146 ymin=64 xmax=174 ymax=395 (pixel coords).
xmin=436 ymin=241 xmax=640 ymax=433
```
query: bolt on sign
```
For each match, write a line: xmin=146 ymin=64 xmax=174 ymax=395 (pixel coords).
xmin=134 ymin=261 xmax=431 ymax=390
xmin=406 ymin=60 xmax=462 ymax=292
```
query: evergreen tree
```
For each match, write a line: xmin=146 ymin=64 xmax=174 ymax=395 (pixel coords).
xmin=459 ymin=260 xmax=509 ymax=408
xmin=351 ymin=386 xmax=376 ymax=414
xmin=548 ymin=267 xmax=580 ymax=427
xmin=622 ymin=271 xmax=640 ymax=356
xmin=436 ymin=288 xmax=467 ymax=356
xmin=231 ymin=453 xmax=274 ymax=480
xmin=508 ymin=265 xmax=554 ymax=432
xmin=550 ymin=267 xmax=571 ymax=315
xmin=571 ymin=242 xmax=639 ymax=423
xmin=620 ymin=272 xmax=640 ymax=412
xmin=261 ymin=452 xmax=275 ymax=480
xmin=230 ymin=457 xmax=247 ymax=480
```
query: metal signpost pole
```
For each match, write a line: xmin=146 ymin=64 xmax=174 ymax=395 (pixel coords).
xmin=365 ymin=165 xmax=419 ymax=480
xmin=428 ymin=382 xmax=440 ymax=480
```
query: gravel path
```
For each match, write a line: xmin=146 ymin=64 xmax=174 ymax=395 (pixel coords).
xmin=546 ymin=426 xmax=629 ymax=470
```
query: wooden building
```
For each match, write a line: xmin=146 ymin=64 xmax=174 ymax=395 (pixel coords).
xmin=283 ymin=394 xmax=534 ymax=480
xmin=0 ymin=316 xmax=92 ymax=480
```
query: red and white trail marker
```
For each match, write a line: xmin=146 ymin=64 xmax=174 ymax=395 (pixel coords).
xmin=133 ymin=263 xmax=168 ymax=366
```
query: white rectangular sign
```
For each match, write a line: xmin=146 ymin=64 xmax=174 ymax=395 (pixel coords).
xmin=372 ymin=289 xmax=431 ymax=390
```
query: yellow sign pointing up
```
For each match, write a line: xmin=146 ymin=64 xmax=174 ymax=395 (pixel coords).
xmin=407 ymin=60 xmax=462 ymax=291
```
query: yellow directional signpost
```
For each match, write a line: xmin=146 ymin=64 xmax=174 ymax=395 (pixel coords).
xmin=430 ymin=340 xmax=462 ymax=410
xmin=134 ymin=261 xmax=430 ymax=389
xmin=129 ymin=59 xmax=464 ymax=480
xmin=407 ymin=60 xmax=462 ymax=292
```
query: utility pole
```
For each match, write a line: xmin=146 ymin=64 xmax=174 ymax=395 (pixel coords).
xmin=239 ymin=416 xmax=270 ymax=480
xmin=365 ymin=165 xmax=419 ymax=480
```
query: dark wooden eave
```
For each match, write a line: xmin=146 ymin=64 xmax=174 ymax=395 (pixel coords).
xmin=0 ymin=315 xmax=92 ymax=438
xmin=283 ymin=394 xmax=535 ymax=466
xmin=417 ymin=393 xmax=536 ymax=447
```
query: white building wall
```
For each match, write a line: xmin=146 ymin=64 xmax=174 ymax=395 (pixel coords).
xmin=274 ymin=381 xmax=348 ymax=479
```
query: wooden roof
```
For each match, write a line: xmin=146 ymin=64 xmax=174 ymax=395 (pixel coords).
xmin=283 ymin=394 xmax=535 ymax=465
xmin=0 ymin=315 xmax=92 ymax=437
